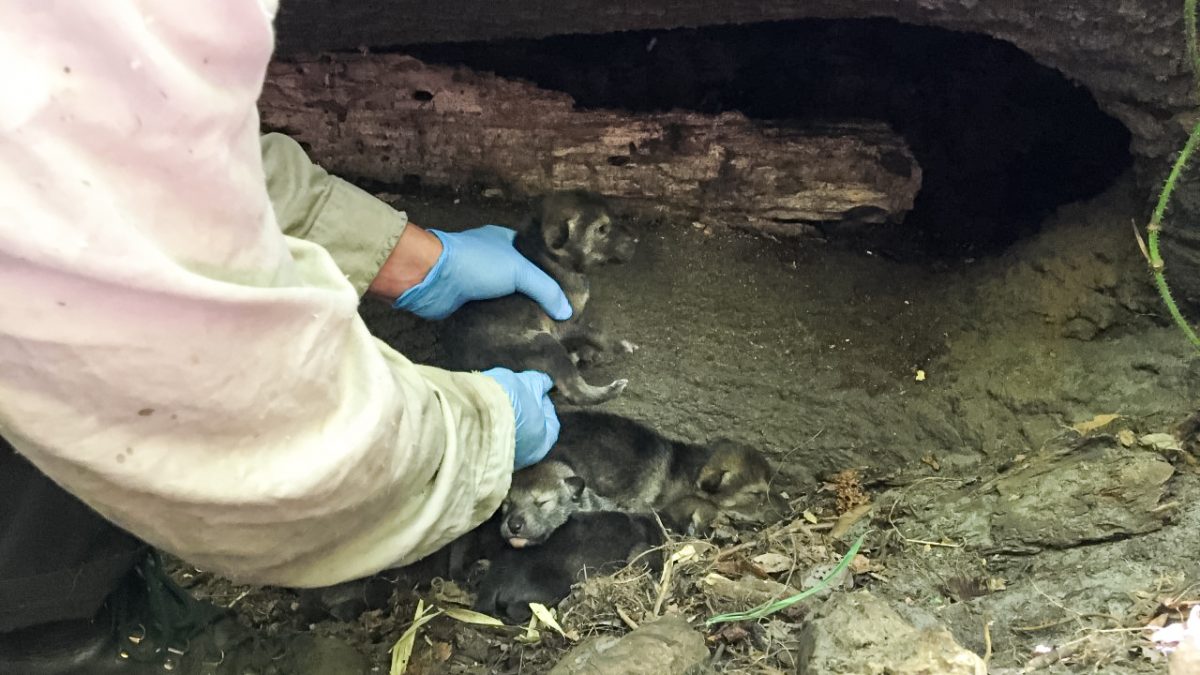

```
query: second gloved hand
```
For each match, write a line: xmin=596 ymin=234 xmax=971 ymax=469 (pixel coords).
xmin=481 ymin=367 xmax=560 ymax=470
xmin=393 ymin=226 xmax=572 ymax=321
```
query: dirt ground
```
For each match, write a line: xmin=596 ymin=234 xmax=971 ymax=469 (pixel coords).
xmin=174 ymin=172 xmax=1200 ymax=673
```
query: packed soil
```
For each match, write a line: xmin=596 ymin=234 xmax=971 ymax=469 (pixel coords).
xmin=173 ymin=173 xmax=1200 ymax=673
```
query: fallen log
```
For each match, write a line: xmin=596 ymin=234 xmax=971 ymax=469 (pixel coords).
xmin=259 ymin=54 xmax=921 ymax=235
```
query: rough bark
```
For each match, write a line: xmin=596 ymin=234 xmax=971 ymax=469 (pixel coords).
xmin=259 ymin=54 xmax=921 ymax=233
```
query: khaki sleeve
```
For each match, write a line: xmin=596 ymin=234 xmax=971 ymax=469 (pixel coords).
xmin=260 ymin=132 xmax=406 ymax=297
xmin=0 ymin=0 xmax=515 ymax=588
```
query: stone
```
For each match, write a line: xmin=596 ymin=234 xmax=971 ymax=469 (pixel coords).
xmin=989 ymin=445 xmax=1175 ymax=549
xmin=797 ymin=590 xmax=986 ymax=675
xmin=885 ymin=443 xmax=1175 ymax=553
xmin=548 ymin=615 xmax=709 ymax=675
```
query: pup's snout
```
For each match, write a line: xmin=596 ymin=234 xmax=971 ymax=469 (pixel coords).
xmin=506 ymin=514 xmax=525 ymax=535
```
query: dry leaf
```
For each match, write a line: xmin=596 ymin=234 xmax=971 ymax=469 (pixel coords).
xmin=442 ymin=607 xmax=505 ymax=627
xmin=1072 ymin=413 xmax=1120 ymax=434
xmin=712 ymin=558 xmax=746 ymax=577
xmin=528 ymin=603 xmax=569 ymax=640
xmin=915 ymin=369 xmax=926 ymax=382
xmin=431 ymin=580 xmax=472 ymax=606
xmin=390 ymin=600 xmax=439 ymax=675
xmin=1146 ymin=613 xmax=1170 ymax=629
xmin=1118 ymin=429 xmax=1136 ymax=447
xmin=1140 ymin=432 xmax=1182 ymax=452
xmin=752 ymin=552 xmax=792 ymax=574
xmin=830 ymin=501 xmax=873 ymax=539
xmin=716 ymin=623 xmax=751 ymax=644
xmin=920 ymin=454 xmax=941 ymax=471
xmin=516 ymin=614 xmax=542 ymax=644
xmin=670 ymin=544 xmax=698 ymax=564
xmin=701 ymin=572 xmax=732 ymax=587
xmin=802 ymin=510 xmax=819 ymax=524
xmin=986 ymin=577 xmax=1007 ymax=592
xmin=849 ymin=554 xmax=873 ymax=575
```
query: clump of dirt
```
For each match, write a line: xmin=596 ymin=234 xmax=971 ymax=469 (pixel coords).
xmin=173 ymin=173 xmax=1200 ymax=673
xmin=825 ymin=469 xmax=869 ymax=514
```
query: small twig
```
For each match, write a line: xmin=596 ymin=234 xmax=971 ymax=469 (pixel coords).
xmin=226 ymin=589 xmax=252 ymax=609
xmin=714 ymin=541 xmax=758 ymax=560
xmin=895 ymin=535 xmax=962 ymax=548
xmin=713 ymin=519 xmax=828 ymax=562
xmin=705 ymin=533 xmax=867 ymax=626
xmin=1014 ymin=616 xmax=1082 ymax=632
xmin=886 ymin=497 xmax=963 ymax=548
xmin=614 ymin=605 xmax=639 ymax=630
xmin=1133 ymin=219 xmax=1151 ymax=263
xmin=983 ymin=615 xmax=994 ymax=667
xmin=653 ymin=551 xmax=683 ymax=616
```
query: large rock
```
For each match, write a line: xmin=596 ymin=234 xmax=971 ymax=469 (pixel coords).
xmin=797 ymin=590 xmax=986 ymax=675
xmin=548 ymin=615 xmax=709 ymax=675
xmin=889 ymin=442 xmax=1175 ymax=553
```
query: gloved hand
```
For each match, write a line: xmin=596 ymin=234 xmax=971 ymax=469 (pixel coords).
xmin=393 ymin=226 xmax=572 ymax=321
xmin=481 ymin=368 xmax=560 ymax=470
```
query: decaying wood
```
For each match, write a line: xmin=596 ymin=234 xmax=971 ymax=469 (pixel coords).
xmin=259 ymin=54 xmax=921 ymax=234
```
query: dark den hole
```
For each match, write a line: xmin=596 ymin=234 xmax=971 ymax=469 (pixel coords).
xmin=405 ymin=18 xmax=1133 ymax=256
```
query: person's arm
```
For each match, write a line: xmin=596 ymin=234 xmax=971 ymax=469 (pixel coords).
xmin=0 ymin=0 xmax=512 ymax=587
xmin=260 ymin=132 xmax=573 ymax=321
xmin=260 ymin=132 xmax=444 ymax=300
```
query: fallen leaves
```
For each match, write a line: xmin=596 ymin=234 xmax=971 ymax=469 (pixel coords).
xmin=1071 ymin=413 xmax=1121 ymax=435
xmin=390 ymin=600 xmax=439 ymax=675
xmin=441 ymin=607 xmax=505 ymax=627
xmin=830 ymin=501 xmax=873 ymax=539
xmin=752 ymin=552 xmax=793 ymax=574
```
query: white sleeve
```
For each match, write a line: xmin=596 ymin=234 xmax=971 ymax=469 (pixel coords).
xmin=0 ymin=0 xmax=514 ymax=586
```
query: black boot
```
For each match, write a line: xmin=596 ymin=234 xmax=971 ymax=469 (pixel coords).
xmin=0 ymin=553 xmax=369 ymax=675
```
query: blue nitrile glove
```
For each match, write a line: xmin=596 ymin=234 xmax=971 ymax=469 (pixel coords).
xmin=393 ymin=226 xmax=572 ymax=321
xmin=481 ymin=367 xmax=560 ymax=470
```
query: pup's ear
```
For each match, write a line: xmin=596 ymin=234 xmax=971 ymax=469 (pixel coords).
xmin=542 ymin=213 xmax=574 ymax=253
xmin=564 ymin=476 xmax=587 ymax=501
xmin=697 ymin=467 xmax=730 ymax=494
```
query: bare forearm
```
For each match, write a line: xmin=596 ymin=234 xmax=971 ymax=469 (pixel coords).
xmin=367 ymin=222 xmax=444 ymax=302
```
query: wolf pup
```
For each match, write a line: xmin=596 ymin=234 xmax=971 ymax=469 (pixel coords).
xmin=440 ymin=190 xmax=638 ymax=405
xmin=499 ymin=411 xmax=773 ymax=546
xmin=474 ymin=511 xmax=664 ymax=623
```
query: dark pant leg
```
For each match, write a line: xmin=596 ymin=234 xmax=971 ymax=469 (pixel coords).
xmin=0 ymin=436 xmax=145 ymax=632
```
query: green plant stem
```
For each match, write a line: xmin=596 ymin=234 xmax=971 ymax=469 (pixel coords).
xmin=705 ymin=533 xmax=866 ymax=626
xmin=1147 ymin=117 xmax=1200 ymax=352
